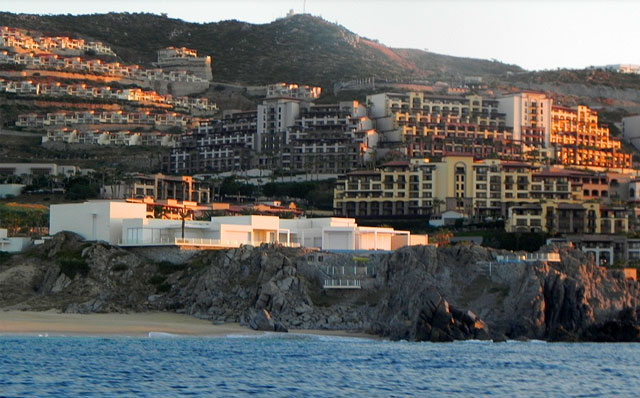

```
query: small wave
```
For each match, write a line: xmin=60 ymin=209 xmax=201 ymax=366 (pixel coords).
xmin=224 ymin=333 xmax=271 ymax=339
xmin=147 ymin=332 xmax=181 ymax=338
xmin=456 ymin=339 xmax=492 ymax=344
xmin=295 ymin=333 xmax=372 ymax=343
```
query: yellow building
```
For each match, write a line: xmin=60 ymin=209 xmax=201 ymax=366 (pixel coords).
xmin=551 ymin=105 xmax=631 ymax=169
xmin=505 ymin=201 xmax=628 ymax=235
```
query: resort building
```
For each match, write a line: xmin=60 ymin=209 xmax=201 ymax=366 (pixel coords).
xmin=367 ymin=92 xmax=521 ymax=161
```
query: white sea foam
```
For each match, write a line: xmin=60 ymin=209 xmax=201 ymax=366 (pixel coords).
xmin=147 ymin=331 xmax=181 ymax=338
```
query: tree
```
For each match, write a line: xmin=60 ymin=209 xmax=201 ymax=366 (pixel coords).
xmin=432 ymin=198 xmax=444 ymax=216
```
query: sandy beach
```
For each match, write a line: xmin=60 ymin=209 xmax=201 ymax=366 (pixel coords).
xmin=0 ymin=310 xmax=375 ymax=339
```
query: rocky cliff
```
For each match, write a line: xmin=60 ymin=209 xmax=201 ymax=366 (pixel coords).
xmin=0 ymin=232 xmax=638 ymax=342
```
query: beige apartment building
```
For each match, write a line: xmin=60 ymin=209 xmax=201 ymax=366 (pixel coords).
xmin=505 ymin=201 xmax=628 ymax=235
xmin=334 ymin=155 xmax=631 ymax=223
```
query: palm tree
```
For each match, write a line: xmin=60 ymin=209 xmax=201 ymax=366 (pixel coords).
xmin=432 ymin=197 xmax=444 ymax=217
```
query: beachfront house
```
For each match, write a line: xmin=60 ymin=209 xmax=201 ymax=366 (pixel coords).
xmin=49 ymin=200 xmax=428 ymax=251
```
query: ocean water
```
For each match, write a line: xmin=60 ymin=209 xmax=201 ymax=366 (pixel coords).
xmin=1 ymin=334 xmax=639 ymax=397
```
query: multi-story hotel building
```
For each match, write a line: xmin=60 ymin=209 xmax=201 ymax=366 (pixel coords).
xmin=333 ymin=155 xmax=633 ymax=220
xmin=367 ymin=92 xmax=522 ymax=161
xmin=282 ymin=101 xmax=376 ymax=174
xmin=166 ymin=110 xmax=257 ymax=174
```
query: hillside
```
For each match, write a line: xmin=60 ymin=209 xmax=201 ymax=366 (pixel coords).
xmin=0 ymin=12 xmax=523 ymax=88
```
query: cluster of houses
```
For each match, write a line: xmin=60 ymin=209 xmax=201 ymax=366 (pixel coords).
xmin=42 ymin=129 xmax=179 ymax=147
xmin=0 ymin=51 xmax=209 ymax=84
xmin=16 ymin=110 xmax=192 ymax=130
xmin=0 ymin=78 xmax=217 ymax=113
xmin=0 ymin=26 xmax=115 ymax=56
xmin=0 ymin=26 xmax=210 ymax=85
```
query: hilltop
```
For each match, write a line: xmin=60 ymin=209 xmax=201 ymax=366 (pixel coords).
xmin=0 ymin=12 xmax=523 ymax=88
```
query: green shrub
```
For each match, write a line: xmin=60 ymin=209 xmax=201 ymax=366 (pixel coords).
xmin=156 ymin=261 xmax=186 ymax=275
xmin=157 ymin=283 xmax=171 ymax=293
xmin=59 ymin=257 xmax=89 ymax=279
xmin=148 ymin=275 xmax=166 ymax=285
xmin=112 ymin=263 xmax=128 ymax=272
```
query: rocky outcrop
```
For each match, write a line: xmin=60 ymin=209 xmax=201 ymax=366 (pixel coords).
xmin=0 ymin=233 xmax=638 ymax=342
xmin=248 ymin=309 xmax=288 ymax=333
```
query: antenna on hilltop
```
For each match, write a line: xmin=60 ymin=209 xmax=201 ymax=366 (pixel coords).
xmin=303 ymin=0 xmax=306 ymax=13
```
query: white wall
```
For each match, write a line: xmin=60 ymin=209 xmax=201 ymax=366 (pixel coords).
xmin=50 ymin=201 xmax=146 ymax=244
xmin=623 ymin=115 xmax=640 ymax=151
xmin=0 ymin=184 xmax=25 ymax=198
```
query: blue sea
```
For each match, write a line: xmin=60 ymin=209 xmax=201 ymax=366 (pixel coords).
xmin=1 ymin=334 xmax=639 ymax=397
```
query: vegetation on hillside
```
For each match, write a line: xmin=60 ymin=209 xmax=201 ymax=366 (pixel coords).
xmin=0 ymin=12 xmax=523 ymax=88
xmin=505 ymin=69 xmax=640 ymax=90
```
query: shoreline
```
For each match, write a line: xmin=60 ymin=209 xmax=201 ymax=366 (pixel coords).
xmin=0 ymin=310 xmax=376 ymax=339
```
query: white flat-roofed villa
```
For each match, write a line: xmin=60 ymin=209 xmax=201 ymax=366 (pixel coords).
xmin=49 ymin=201 xmax=427 ymax=251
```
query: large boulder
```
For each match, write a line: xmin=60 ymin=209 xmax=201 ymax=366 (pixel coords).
xmin=248 ymin=308 xmax=288 ymax=333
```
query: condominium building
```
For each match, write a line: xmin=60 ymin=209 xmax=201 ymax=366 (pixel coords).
xmin=366 ymin=92 xmax=521 ymax=161
xmin=282 ymin=101 xmax=376 ymax=174
xmin=166 ymin=110 xmax=257 ymax=174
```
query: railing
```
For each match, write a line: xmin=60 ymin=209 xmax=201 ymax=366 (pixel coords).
xmin=323 ymin=279 xmax=362 ymax=289
xmin=120 ymin=237 xmax=301 ymax=248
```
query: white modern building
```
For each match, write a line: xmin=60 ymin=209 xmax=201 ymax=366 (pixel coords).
xmin=0 ymin=228 xmax=32 ymax=253
xmin=622 ymin=115 xmax=640 ymax=151
xmin=497 ymin=92 xmax=553 ymax=148
xmin=0 ymin=163 xmax=80 ymax=177
xmin=50 ymin=201 xmax=147 ymax=244
xmin=0 ymin=184 xmax=25 ymax=198
xmin=281 ymin=217 xmax=427 ymax=251
xmin=49 ymin=201 xmax=428 ymax=251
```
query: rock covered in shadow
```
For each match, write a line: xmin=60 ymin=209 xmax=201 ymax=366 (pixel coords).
xmin=248 ymin=308 xmax=288 ymax=333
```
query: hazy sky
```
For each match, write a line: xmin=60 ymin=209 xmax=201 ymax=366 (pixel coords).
xmin=3 ymin=0 xmax=639 ymax=71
